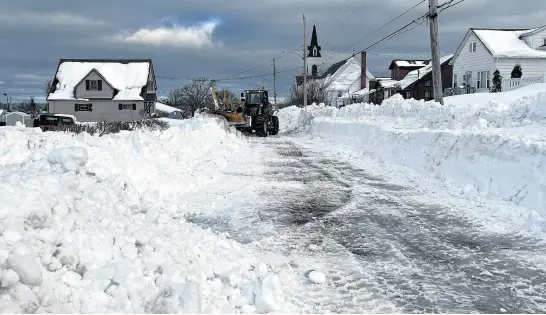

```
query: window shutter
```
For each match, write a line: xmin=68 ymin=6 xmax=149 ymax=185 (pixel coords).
xmin=89 ymin=104 xmax=93 ymax=112
xmin=75 ymin=104 xmax=79 ymax=112
xmin=98 ymin=80 xmax=102 ymax=91
xmin=86 ymin=80 xmax=90 ymax=90
xmin=119 ymin=104 xmax=122 ymax=110
xmin=133 ymin=104 xmax=136 ymax=110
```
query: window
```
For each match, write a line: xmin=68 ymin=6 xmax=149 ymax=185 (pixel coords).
xmin=477 ymin=71 xmax=490 ymax=89
xmin=313 ymin=47 xmax=317 ymax=57
xmin=424 ymin=91 xmax=433 ymax=100
xmin=469 ymin=42 xmax=476 ymax=53
xmin=405 ymin=91 xmax=412 ymax=99
xmin=453 ymin=74 xmax=458 ymax=87
xmin=543 ymin=38 xmax=546 ymax=46
xmin=74 ymin=103 xmax=92 ymax=112
xmin=465 ymin=71 xmax=472 ymax=87
xmin=85 ymin=80 xmax=102 ymax=91
xmin=425 ymin=80 xmax=432 ymax=87
xmin=119 ymin=103 xmax=136 ymax=110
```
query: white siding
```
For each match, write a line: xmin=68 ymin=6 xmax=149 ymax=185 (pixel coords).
xmin=521 ymin=29 xmax=546 ymax=49
xmin=496 ymin=58 xmax=546 ymax=78
xmin=49 ymin=100 xmax=146 ymax=122
xmin=75 ymin=70 xmax=115 ymax=99
xmin=452 ymin=31 xmax=495 ymax=88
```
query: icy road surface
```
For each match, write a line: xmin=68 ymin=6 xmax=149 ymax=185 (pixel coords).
xmin=187 ymin=135 xmax=546 ymax=314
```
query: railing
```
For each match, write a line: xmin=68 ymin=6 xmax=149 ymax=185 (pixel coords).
xmin=502 ymin=76 xmax=545 ymax=92
xmin=443 ymin=86 xmax=476 ymax=96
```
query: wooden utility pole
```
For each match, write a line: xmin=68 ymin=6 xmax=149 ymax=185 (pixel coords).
xmin=273 ymin=58 xmax=277 ymax=105
xmin=303 ymin=14 xmax=308 ymax=107
xmin=428 ymin=0 xmax=443 ymax=104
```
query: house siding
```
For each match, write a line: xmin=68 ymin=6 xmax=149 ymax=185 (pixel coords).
xmin=495 ymin=58 xmax=546 ymax=79
xmin=452 ymin=31 xmax=495 ymax=88
xmin=75 ymin=70 xmax=115 ymax=99
xmin=522 ymin=30 xmax=546 ymax=49
xmin=49 ymin=100 xmax=146 ymax=123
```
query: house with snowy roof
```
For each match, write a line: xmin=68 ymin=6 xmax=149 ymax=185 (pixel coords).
xmin=450 ymin=26 xmax=546 ymax=94
xmin=368 ymin=54 xmax=453 ymax=104
xmin=388 ymin=59 xmax=429 ymax=80
xmin=46 ymin=59 xmax=157 ymax=122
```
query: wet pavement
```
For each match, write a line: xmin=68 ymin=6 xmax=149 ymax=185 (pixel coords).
xmin=186 ymin=137 xmax=546 ymax=313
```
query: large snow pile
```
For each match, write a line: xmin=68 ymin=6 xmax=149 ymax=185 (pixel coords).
xmin=0 ymin=116 xmax=294 ymax=313
xmin=278 ymin=84 xmax=546 ymax=215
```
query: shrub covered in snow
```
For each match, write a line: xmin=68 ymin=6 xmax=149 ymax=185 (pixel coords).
xmin=55 ymin=119 xmax=169 ymax=136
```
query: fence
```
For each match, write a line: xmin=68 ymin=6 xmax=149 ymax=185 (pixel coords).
xmin=502 ymin=76 xmax=545 ymax=92
xmin=443 ymin=86 xmax=476 ymax=97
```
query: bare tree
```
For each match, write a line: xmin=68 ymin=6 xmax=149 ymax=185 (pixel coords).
xmin=179 ymin=78 xmax=217 ymax=116
xmin=44 ymin=77 xmax=53 ymax=112
xmin=288 ymin=77 xmax=327 ymax=106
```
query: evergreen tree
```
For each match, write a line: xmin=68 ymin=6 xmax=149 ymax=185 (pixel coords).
xmin=491 ymin=70 xmax=502 ymax=92
xmin=511 ymin=64 xmax=523 ymax=78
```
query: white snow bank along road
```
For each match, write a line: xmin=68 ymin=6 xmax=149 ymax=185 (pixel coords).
xmin=0 ymin=117 xmax=294 ymax=313
xmin=278 ymin=84 xmax=546 ymax=217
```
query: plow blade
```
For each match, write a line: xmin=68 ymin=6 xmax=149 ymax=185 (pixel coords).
xmin=208 ymin=110 xmax=245 ymax=124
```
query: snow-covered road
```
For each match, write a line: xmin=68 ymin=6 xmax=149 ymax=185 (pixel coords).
xmin=187 ymin=135 xmax=546 ymax=313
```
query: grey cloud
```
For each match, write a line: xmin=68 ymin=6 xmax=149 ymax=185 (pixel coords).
xmin=1 ymin=0 xmax=546 ymax=102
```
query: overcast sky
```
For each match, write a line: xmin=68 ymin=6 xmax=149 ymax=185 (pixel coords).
xmin=0 ymin=0 xmax=544 ymax=102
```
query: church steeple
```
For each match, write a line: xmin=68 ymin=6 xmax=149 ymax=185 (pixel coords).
xmin=307 ymin=25 xmax=321 ymax=58
xmin=307 ymin=24 xmax=321 ymax=77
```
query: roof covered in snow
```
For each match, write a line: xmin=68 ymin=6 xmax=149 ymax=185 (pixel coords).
xmin=381 ymin=54 xmax=454 ymax=90
xmin=47 ymin=59 xmax=153 ymax=101
xmin=155 ymin=102 xmax=180 ymax=114
xmin=471 ymin=28 xmax=546 ymax=58
xmin=388 ymin=60 xmax=429 ymax=70
xmin=322 ymin=55 xmax=375 ymax=91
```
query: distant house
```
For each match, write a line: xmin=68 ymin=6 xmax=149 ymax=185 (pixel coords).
xmin=450 ymin=26 xmax=546 ymax=93
xmin=388 ymin=59 xmax=428 ymax=80
xmin=46 ymin=59 xmax=157 ymax=122
xmin=296 ymin=52 xmax=375 ymax=107
xmin=369 ymin=54 xmax=453 ymax=104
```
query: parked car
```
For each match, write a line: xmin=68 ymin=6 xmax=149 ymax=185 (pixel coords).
xmin=34 ymin=113 xmax=77 ymax=131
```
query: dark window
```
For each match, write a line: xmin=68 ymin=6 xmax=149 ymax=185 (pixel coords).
xmin=74 ymin=103 xmax=92 ymax=112
xmin=119 ymin=104 xmax=136 ymax=110
xmin=405 ymin=91 xmax=411 ymax=99
xmin=425 ymin=80 xmax=432 ymax=87
xmin=86 ymin=80 xmax=102 ymax=91
xmin=425 ymin=91 xmax=433 ymax=100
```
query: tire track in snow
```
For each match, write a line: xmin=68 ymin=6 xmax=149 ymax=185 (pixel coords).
xmin=185 ymin=136 xmax=546 ymax=313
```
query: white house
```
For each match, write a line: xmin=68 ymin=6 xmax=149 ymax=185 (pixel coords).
xmin=317 ymin=52 xmax=375 ymax=106
xmin=450 ymin=26 xmax=546 ymax=93
xmin=47 ymin=59 xmax=157 ymax=122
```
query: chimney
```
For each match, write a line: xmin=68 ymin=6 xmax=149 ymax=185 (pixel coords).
xmin=361 ymin=51 xmax=367 ymax=90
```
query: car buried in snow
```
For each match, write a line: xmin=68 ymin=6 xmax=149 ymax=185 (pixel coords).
xmin=34 ymin=113 xmax=77 ymax=131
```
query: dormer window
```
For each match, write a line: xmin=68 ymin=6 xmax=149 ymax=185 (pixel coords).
xmin=86 ymin=79 xmax=102 ymax=91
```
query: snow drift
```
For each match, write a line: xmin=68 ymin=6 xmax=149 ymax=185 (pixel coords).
xmin=0 ymin=116 xmax=294 ymax=313
xmin=278 ymin=84 xmax=546 ymax=216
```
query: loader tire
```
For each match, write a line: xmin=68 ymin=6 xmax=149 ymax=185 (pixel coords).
xmin=270 ymin=116 xmax=279 ymax=135
xmin=256 ymin=120 xmax=268 ymax=137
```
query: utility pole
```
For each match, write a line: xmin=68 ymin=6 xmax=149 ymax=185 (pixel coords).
xmin=273 ymin=58 xmax=277 ymax=105
xmin=428 ymin=0 xmax=443 ymax=104
xmin=302 ymin=15 xmax=307 ymax=107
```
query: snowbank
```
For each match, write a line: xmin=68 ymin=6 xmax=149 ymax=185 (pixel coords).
xmin=0 ymin=117 xmax=294 ymax=313
xmin=278 ymin=84 xmax=546 ymax=216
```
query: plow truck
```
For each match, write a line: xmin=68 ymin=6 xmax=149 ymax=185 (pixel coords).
xmin=206 ymin=87 xmax=279 ymax=137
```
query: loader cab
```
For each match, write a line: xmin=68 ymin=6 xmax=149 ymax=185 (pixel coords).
xmin=241 ymin=90 xmax=269 ymax=106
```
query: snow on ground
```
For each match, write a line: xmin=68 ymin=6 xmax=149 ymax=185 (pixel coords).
xmin=278 ymin=84 xmax=546 ymax=230
xmin=155 ymin=102 xmax=179 ymax=114
xmin=0 ymin=117 xmax=297 ymax=313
